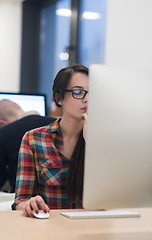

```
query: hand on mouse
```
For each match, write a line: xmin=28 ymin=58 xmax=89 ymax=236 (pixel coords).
xmin=82 ymin=112 xmax=88 ymax=142
xmin=21 ymin=195 xmax=50 ymax=217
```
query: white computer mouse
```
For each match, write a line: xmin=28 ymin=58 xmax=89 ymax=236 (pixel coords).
xmin=32 ymin=210 xmax=50 ymax=219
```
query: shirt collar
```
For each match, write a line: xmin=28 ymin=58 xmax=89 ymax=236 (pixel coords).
xmin=48 ymin=118 xmax=62 ymax=135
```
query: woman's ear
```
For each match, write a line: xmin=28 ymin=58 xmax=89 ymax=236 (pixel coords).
xmin=54 ymin=93 xmax=63 ymax=108
xmin=58 ymin=99 xmax=63 ymax=107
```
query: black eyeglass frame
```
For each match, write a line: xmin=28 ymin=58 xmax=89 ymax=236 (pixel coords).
xmin=65 ymin=89 xmax=88 ymax=99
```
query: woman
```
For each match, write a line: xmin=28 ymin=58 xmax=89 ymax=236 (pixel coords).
xmin=14 ymin=64 xmax=88 ymax=217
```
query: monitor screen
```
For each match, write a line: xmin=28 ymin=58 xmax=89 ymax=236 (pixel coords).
xmin=83 ymin=64 xmax=152 ymax=210
xmin=0 ymin=92 xmax=47 ymax=116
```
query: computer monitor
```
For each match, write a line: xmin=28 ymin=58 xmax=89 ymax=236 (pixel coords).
xmin=0 ymin=92 xmax=47 ymax=116
xmin=83 ymin=64 xmax=152 ymax=210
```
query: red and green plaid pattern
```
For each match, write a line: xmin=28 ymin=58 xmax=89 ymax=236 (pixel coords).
xmin=15 ymin=119 xmax=82 ymax=209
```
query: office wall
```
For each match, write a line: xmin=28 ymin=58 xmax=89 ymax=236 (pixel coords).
xmin=0 ymin=0 xmax=22 ymax=92
xmin=105 ymin=0 xmax=152 ymax=68
xmin=0 ymin=0 xmax=152 ymax=94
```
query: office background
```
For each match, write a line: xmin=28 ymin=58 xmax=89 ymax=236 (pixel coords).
xmin=0 ymin=0 xmax=152 ymax=112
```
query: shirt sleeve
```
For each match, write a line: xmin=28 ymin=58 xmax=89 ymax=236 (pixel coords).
xmin=14 ymin=132 xmax=38 ymax=205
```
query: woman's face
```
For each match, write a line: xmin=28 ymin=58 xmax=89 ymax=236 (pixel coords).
xmin=59 ymin=72 xmax=88 ymax=120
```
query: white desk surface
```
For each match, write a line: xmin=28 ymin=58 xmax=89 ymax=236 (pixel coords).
xmin=0 ymin=208 xmax=152 ymax=240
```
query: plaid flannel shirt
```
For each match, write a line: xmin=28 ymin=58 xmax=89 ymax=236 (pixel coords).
xmin=15 ymin=118 xmax=82 ymax=209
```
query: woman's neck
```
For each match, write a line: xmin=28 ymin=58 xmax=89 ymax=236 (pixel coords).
xmin=60 ymin=116 xmax=83 ymax=139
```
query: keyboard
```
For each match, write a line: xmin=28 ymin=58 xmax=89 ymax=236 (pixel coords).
xmin=60 ymin=210 xmax=141 ymax=219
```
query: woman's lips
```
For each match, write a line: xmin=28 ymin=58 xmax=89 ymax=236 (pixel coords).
xmin=81 ymin=107 xmax=87 ymax=111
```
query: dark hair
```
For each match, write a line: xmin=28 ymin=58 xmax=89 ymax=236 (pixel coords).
xmin=66 ymin=131 xmax=85 ymax=203
xmin=52 ymin=64 xmax=88 ymax=204
xmin=52 ymin=64 xmax=89 ymax=108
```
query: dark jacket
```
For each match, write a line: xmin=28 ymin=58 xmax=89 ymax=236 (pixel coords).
xmin=0 ymin=115 xmax=56 ymax=192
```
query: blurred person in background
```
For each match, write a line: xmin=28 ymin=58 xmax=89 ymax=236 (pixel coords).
xmin=0 ymin=100 xmax=56 ymax=192
xmin=0 ymin=100 xmax=25 ymax=128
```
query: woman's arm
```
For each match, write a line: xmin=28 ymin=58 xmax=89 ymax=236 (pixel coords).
xmin=15 ymin=132 xmax=50 ymax=217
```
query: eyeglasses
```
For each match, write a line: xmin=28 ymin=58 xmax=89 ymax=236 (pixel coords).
xmin=65 ymin=89 xmax=88 ymax=99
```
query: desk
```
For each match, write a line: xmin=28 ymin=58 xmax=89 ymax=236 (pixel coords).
xmin=0 ymin=208 xmax=152 ymax=240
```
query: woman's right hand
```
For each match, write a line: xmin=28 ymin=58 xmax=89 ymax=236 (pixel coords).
xmin=18 ymin=195 xmax=50 ymax=217
xmin=82 ymin=112 xmax=88 ymax=142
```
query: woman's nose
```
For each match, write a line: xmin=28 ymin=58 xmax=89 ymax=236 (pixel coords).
xmin=82 ymin=92 xmax=88 ymax=102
